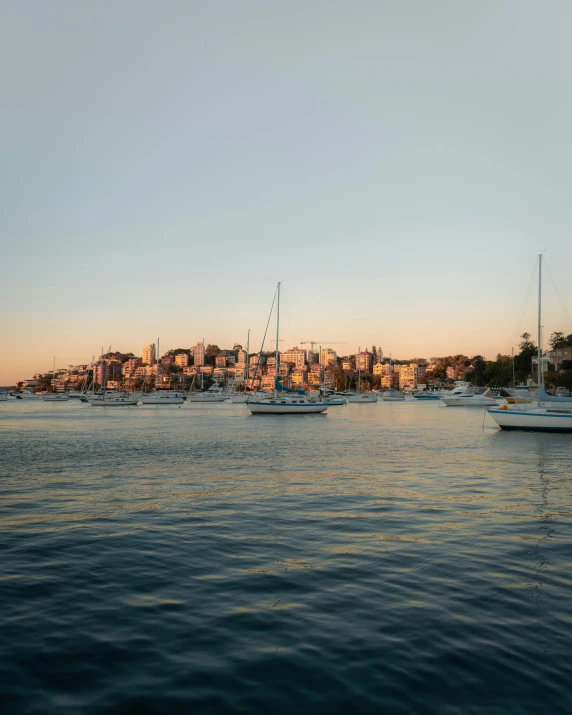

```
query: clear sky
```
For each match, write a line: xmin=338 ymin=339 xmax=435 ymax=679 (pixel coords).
xmin=2 ymin=1 xmax=572 ymax=383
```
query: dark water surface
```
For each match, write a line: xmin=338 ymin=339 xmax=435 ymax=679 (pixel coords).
xmin=1 ymin=400 xmax=571 ymax=714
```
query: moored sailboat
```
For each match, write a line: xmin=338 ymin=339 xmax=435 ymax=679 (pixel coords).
xmin=488 ymin=254 xmax=572 ymax=432
xmin=248 ymin=283 xmax=328 ymax=415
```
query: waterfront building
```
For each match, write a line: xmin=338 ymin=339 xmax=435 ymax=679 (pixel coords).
xmin=175 ymin=353 xmax=189 ymax=367
xmin=191 ymin=341 xmax=205 ymax=367
xmin=281 ymin=347 xmax=306 ymax=368
xmin=215 ymin=355 xmax=227 ymax=367
xmin=356 ymin=351 xmax=373 ymax=372
xmin=342 ymin=360 xmax=353 ymax=371
xmin=320 ymin=348 xmax=337 ymax=366
xmin=142 ymin=344 xmax=156 ymax=366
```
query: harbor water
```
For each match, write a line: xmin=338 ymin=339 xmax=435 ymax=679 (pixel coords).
xmin=1 ymin=400 xmax=571 ymax=714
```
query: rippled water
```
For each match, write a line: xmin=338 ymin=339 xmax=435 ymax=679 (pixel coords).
xmin=1 ymin=400 xmax=571 ymax=714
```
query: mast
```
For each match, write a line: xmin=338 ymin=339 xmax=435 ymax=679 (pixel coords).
xmin=537 ymin=254 xmax=542 ymax=389
xmin=512 ymin=347 xmax=515 ymax=389
xmin=156 ymin=337 xmax=160 ymax=391
xmin=275 ymin=283 xmax=280 ymax=397
xmin=357 ymin=346 xmax=361 ymax=394
xmin=201 ymin=337 xmax=204 ymax=391
xmin=246 ymin=328 xmax=250 ymax=381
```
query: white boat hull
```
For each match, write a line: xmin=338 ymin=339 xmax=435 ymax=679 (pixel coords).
xmin=229 ymin=394 xmax=249 ymax=403
xmin=347 ymin=395 xmax=378 ymax=403
xmin=41 ymin=395 xmax=70 ymax=402
xmin=140 ymin=396 xmax=184 ymax=405
xmin=441 ymin=397 xmax=498 ymax=406
xmin=488 ymin=408 xmax=572 ymax=432
xmin=87 ymin=398 xmax=138 ymax=406
xmin=248 ymin=402 xmax=328 ymax=414
xmin=188 ymin=396 xmax=227 ymax=403
xmin=381 ymin=396 xmax=405 ymax=402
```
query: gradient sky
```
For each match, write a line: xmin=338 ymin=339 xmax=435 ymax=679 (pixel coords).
xmin=2 ymin=1 xmax=572 ymax=383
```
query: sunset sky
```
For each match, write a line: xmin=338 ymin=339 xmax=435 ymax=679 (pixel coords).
xmin=2 ymin=1 xmax=572 ymax=384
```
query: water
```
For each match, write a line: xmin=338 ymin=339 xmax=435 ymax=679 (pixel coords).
xmin=1 ymin=400 xmax=571 ymax=714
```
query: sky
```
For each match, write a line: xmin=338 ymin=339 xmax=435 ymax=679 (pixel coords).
xmin=2 ymin=0 xmax=572 ymax=383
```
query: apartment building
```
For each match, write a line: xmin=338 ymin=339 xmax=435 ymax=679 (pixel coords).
xmin=281 ymin=347 xmax=307 ymax=368
xmin=399 ymin=363 xmax=426 ymax=390
xmin=215 ymin=355 xmax=227 ymax=367
xmin=320 ymin=348 xmax=337 ymax=366
xmin=142 ymin=344 xmax=156 ymax=366
xmin=191 ymin=341 xmax=205 ymax=367
xmin=175 ymin=353 xmax=189 ymax=367
xmin=355 ymin=351 xmax=373 ymax=372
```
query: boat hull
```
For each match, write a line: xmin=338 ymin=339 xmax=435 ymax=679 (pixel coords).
xmin=248 ymin=402 xmax=328 ymax=414
xmin=413 ymin=394 xmax=440 ymax=400
xmin=140 ymin=397 xmax=184 ymax=405
xmin=488 ymin=408 xmax=572 ymax=432
xmin=87 ymin=399 xmax=138 ymax=406
xmin=188 ymin=396 xmax=227 ymax=403
xmin=441 ymin=398 xmax=498 ymax=406
xmin=347 ymin=396 xmax=378 ymax=403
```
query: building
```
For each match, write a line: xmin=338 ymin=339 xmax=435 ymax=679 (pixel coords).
xmin=215 ymin=355 xmax=227 ymax=368
xmin=546 ymin=346 xmax=572 ymax=370
xmin=342 ymin=360 xmax=353 ymax=371
xmin=399 ymin=363 xmax=426 ymax=390
xmin=191 ymin=341 xmax=205 ymax=367
xmin=281 ymin=347 xmax=306 ymax=369
xmin=142 ymin=344 xmax=156 ymax=366
xmin=320 ymin=348 xmax=337 ymax=366
xmin=355 ymin=351 xmax=373 ymax=372
xmin=175 ymin=353 xmax=189 ymax=368
xmin=122 ymin=358 xmax=142 ymax=376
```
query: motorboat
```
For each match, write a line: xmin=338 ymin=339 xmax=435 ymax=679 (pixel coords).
xmin=0 ymin=392 xmax=21 ymax=401
xmin=323 ymin=395 xmax=347 ymax=405
xmin=41 ymin=393 xmax=70 ymax=402
xmin=189 ymin=384 xmax=227 ymax=402
xmin=347 ymin=392 xmax=378 ymax=403
xmin=140 ymin=390 xmax=185 ymax=405
xmin=440 ymin=386 xmax=499 ymax=407
xmin=381 ymin=390 xmax=405 ymax=402
xmin=18 ymin=390 xmax=39 ymax=400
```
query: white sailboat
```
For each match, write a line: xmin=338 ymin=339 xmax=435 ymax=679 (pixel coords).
xmin=140 ymin=339 xmax=185 ymax=405
xmin=248 ymin=283 xmax=328 ymax=415
xmin=42 ymin=358 xmax=70 ymax=401
xmin=347 ymin=347 xmax=377 ymax=403
xmin=488 ymin=254 xmax=572 ymax=432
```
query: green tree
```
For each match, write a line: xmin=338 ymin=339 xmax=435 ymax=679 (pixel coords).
xmin=549 ymin=332 xmax=567 ymax=349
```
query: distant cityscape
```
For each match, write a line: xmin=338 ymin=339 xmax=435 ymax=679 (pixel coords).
xmin=13 ymin=332 xmax=572 ymax=393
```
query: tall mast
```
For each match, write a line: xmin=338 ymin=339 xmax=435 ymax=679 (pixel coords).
xmin=156 ymin=337 xmax=160 ymax=391
xmin=275 ymin=283 xmax=280 ymax=397
xmin=357 ymin=347 xmax=361 ymax=393
xmin=246 ymin=328 xmax=250 ymax=381
xmin=201 ymin=337 xmax=204 ymax=391
xmin=537 ymin=254 xmax=542 ymax=389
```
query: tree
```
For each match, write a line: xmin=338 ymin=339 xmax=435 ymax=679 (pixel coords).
xmin=206 ymin=344 xmax=220 ymax=357
xmin=519 ymin=332 xmax=536 ymax=352
xmin=549 ymin=332 xmax=568 ymax=349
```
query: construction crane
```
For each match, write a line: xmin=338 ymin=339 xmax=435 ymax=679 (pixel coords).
xmin=300 ymin=341 xmax=346 ymax=353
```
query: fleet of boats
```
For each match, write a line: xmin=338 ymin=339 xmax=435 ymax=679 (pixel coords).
xmin=4 ymin=264 xmax=571 ymax=431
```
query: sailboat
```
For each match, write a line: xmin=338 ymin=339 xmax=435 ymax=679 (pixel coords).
xmin=42 ymin=358 xmax=70 ymax=401
xmin=140 ymin=339 xmax=185 ymax=405
xmin=488 ymin=254 xmax=572 ymax=432
xmin=248 ymin=283 xmax=328 ymax=415
xmin=347 ymin=347 xmax=377 ymax=403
